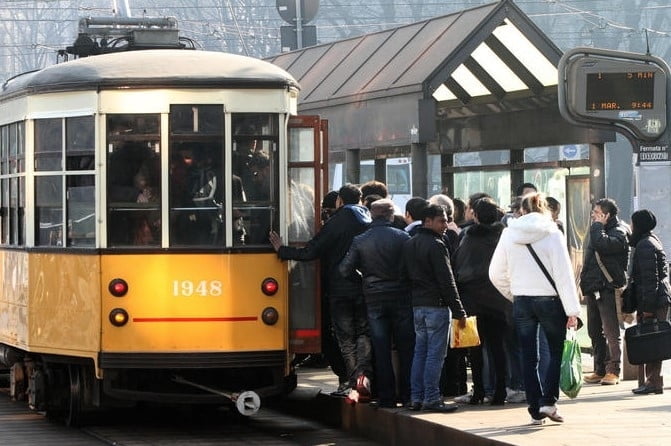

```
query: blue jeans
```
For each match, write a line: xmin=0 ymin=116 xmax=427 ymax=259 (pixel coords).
xmin=367 ymin=293 xmax=415 ymax=405
xmin=411 ymin=306 xmax=451 ymax=405
xmin=513 ymin=296 xmax=566 ymax=418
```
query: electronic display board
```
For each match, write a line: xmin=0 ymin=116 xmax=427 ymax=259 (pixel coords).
xmin=558 ymin=48 xmax=669 ymax=141
xmin=585 ymin=72 xmax=655 ymax=111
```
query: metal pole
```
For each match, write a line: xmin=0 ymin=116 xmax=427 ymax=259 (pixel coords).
xmin=295 ymin=0 xmax=303 ymax=49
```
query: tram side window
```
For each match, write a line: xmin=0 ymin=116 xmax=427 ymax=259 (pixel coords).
xmin=34 ymin=119 xmax=63 ymax=171
xmin=107 ymin=114 xmax=161 ymax=247
xmin=232 ymin=114 xmax=279 ymax=246
xmin=35 ymin=176 xmax=63 ymax=246
xmin=0 ymin=122 xmax=26 ymax=246
xmin=34 ymin=117 xmax=94 ymax=247
xmin=169 ymin=105 xmax=224 ymax=247
xmin=66 ymin=117 xmax=95 ymax=246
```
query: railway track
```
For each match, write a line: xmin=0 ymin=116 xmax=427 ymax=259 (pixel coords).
xmin=0 ymin=385 xmax=377 ymax=445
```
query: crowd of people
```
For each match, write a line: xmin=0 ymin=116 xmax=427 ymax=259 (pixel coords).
xmin=269 ymin=180 xmax=670 ymax=425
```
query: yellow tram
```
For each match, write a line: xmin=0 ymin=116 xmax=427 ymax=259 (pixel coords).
xmin=0 ymin=18 xmax=318 ymax=425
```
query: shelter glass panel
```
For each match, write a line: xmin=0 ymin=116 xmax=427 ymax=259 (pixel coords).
xmin=524 ymin=144 xmax=589 ymax=162
xmin=387 ymin=160 xmax=411 ymax=195
xmin=454 ymin=170 xmax=511 ymax=208
xmin=428 ymin=155 xmax=442 ymax=197
xmin=107 ymin=114 xmax=161 ymax=247
xmin=169 ymin=105 xmax=223 ymax=247
xmin=359 ymin=162 xmax=374 ymax=184
xmin=454 ymin=150 xmax=510 ymax=167
xmin=231 ymin=113 xmax=279 ymax=246
xmin=35 ymin=175 xmax=63 ymax=246
xmin=523 ymin=166 xmax=590 ymax=232
xmin=34 ymin=119 xmax=63 ymax=171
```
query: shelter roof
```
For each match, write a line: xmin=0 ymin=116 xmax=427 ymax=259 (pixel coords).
xmin=267 ymin=0 xmax=560 ymax=111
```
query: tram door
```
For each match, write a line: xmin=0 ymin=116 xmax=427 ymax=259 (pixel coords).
xmin=287 ymin=116 xmax=328 ymax=354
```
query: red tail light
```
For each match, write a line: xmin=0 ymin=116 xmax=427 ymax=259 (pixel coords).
xmin=109 ymin=278 xmax=129 ymax=297
xmin=261 ymin=278 xmax=278 ymax=296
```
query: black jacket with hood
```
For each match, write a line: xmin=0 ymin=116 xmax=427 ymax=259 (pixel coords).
xmin=452 ymin=222 xmax=511 ymax=321
xmin=278 ymin=204 xmax=371 ymax=295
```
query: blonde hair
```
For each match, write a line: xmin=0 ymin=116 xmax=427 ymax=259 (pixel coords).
xmin=520 ymin=192 xmax=548 ymax=215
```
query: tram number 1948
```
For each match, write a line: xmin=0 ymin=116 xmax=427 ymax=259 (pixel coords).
xmin=172 ymin=280 xmax=223 ymax=297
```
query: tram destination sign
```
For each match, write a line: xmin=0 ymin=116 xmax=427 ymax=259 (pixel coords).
xmin=559 ymin=48 xmax=669 ymax=142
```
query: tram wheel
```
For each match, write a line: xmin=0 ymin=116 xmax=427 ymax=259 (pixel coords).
xmin=46 ymin=364 xmax=91 ymax=427
xmin=64 ymin=365 xmax=83 ymax=427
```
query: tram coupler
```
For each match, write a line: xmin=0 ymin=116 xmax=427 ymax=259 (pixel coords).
xmin=171 ymin=375 xmax=261 ymax=416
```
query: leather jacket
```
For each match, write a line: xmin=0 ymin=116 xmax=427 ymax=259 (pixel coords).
xmin=402 ymin=227 xmax=466 ymax=317
xmin=339 ymin=219 xmax=410 ymax=298
xmin=580 ymin=216 xmax=630 ymax=294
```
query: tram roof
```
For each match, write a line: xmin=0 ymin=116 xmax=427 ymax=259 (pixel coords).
xmin=1 ymin=50 xmax=299 ymax=99
xmin=268 ymin=0 xmax=613 ymax=151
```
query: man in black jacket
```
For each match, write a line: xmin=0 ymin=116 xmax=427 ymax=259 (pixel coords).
xmin=339 ymin=199 xmax=414 ymax=408
xmin=580 ymin=198 xmax=630 ymax=386
xmin=269 ymin=184 xmax=373 ymax=399
xmin=403 ymin=204 xmax=467 ymax=412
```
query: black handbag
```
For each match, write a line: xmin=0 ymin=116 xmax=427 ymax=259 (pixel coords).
xmin=625 ymin=319 xmax=671 ymax=365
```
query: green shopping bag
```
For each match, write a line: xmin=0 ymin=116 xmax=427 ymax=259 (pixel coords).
xmin=559 ymin=328 xmax=582 ymax=399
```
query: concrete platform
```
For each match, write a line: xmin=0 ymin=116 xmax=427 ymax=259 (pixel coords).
xmin=291 ymin=355 xmax=671 ymax=446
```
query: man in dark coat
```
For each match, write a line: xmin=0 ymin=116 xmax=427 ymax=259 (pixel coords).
xmin=339 ymin=199 xmax=414 ymax=408
xmin=580 ymin=198 xmax=630 ymax=386
xmin=269 ymin=184 xmax=373 ymax=398
xmin=403 ymin=204 xmax=467 ymax=412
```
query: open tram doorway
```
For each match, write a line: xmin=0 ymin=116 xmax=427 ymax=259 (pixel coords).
xmin=286 ymin=115 xmax=329 ymax=355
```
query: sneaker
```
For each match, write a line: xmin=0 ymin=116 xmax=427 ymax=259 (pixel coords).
xmin=453 ymin=391 xmax=473 ymax=403
xmin=421 ymin=401 xmax=459 ymax=413
xmin=600 ymin=373 xmax=619 ymax=385
xmin=530 ymin=417 xmax=546 ymax=426
xmin=356 ymin=375 xmax=371 ymax=403
xmin=539 ymin=405 xmax=564 ymax=423
xmin=330 ymin=382 xmax=350 ymax=397
xmin=345 ymin=389 xmax=360 ymax=405
xmin=405 ymin=401 xmax=422 ymax=411
xmin=584 ymin=372 xmax=605 ymax=384
xmin=506 ymin=388 xmax=527 ymax=403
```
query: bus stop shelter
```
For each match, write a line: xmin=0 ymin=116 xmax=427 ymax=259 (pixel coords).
xmin=267 ymin=0 xmax=614 ymax=201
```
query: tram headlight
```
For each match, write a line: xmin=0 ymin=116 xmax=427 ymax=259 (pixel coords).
xmin=109 ymin=278 xmax=129 ymax=297
xmin=261 ymin=307 xmax=279 ymax=325
xmin=109 ymin=308 xmax=129 ymax=327
xmin=261 ymin=278 xmax=279 ymax=296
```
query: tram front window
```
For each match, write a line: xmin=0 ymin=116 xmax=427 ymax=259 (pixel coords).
xmin=106 ymin=114 xmax=161 ymax=247
xmin=232 ymin=113 xmax=279 ymax=246
xmin=168 ymin=105 xmax=224 ymax=247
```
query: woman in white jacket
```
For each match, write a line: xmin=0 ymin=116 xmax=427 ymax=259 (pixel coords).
xmin=489 ymin=193 xmax=580 ymax=425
